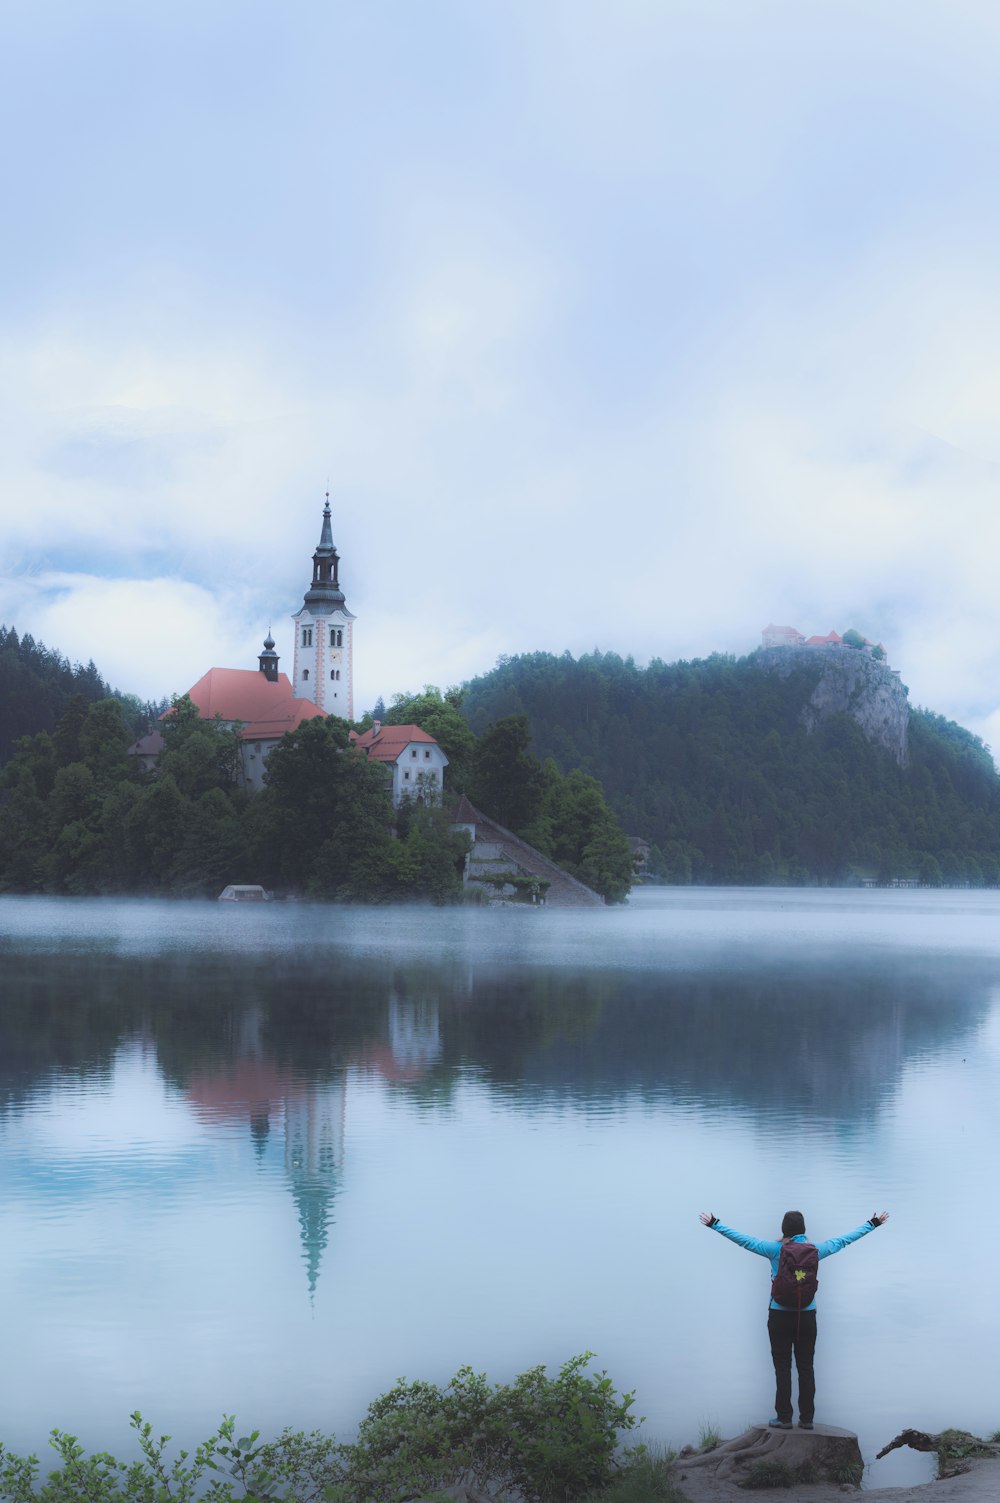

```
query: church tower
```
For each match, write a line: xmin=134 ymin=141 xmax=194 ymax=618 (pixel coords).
xmin=258 ymin=632 xmax=279 ymax=682
xmin=291 ymin=496 xmax=356 ymax=718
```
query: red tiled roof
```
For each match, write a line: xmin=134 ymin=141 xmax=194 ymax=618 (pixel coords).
xmin=805 ymin=630 xmax=843 ymax=645
xmin=167 ymin=668 xmax=326 ymax=742
xmin=350 ymin=723 xmax=440 ymax=764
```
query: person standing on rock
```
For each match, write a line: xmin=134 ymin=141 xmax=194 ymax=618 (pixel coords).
xmin=698 ymin=1208 xmax=889 ymax=1430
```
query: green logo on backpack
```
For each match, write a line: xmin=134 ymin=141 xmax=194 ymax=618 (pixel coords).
xmin=771 ymin=1241 xmax=819 ymax=1308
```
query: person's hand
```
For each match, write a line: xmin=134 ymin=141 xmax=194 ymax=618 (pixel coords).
xmin=870 ymin=1210 xmax=890 ymax=1226
xmin=699 ymin=1211 xmax=718 ymax=1227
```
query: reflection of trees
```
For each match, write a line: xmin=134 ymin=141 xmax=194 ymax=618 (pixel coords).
xmin=508 ymin=956 xmax=993 ymax=1122
xmin=0 ymin=953 xmax=136 ymax=1115
xmin=0 ymin=946 xmax=993 ymax=1130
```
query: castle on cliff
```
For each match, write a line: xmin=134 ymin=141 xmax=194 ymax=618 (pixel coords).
xmin=761 ymin=623 xmax=888 ymax=659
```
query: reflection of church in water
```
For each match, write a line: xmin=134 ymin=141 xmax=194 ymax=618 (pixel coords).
xmin=185 ymin=1009 xmax=346 ymax=1297
xmin=184 ymin=992 xmax=441 ymax=1295
xmin=282 ymin=1083 xmax=346 ymax=1297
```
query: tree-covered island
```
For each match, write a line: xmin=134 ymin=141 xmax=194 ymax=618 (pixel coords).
xmin=0 ymin=629 xmax=633 ymax=904
xmin=4 ymin=623 xmax=1000 ymax=898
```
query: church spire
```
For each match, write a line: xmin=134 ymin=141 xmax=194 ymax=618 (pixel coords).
xmin=319 ymin=491 xmax=334 ymax=549
xmin=304 ymin=494 xmax=345 ymax=610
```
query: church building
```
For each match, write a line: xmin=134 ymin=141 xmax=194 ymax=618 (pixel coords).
xmin=129 ymin=496 xmax=447 ymax=805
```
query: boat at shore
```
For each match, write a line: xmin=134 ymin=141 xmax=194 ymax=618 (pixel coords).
xmin=218 ymin=884 xmax=270 ymax=902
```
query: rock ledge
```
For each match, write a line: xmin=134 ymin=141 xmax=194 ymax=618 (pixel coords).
xmin=675 ymin=1423 xmax=863 ymax=1497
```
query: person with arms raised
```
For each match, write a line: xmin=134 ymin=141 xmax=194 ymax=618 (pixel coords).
xmin=699 ymin=1208 xmax=890 ymax=1430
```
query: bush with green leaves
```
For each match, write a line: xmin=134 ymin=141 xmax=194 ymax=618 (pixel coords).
xmin=0 ymin=1355 xmax=643 ymax=1503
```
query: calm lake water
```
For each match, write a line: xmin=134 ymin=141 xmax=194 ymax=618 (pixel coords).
xmin=2 ymin=888 xmax=999 ymax=1488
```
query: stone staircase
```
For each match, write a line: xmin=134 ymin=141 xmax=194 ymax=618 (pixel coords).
xmin=451 ymin=796 xmax=605 ymax=907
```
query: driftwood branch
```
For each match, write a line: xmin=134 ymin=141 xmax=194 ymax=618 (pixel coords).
xmin=877 ymin=1429 xmax=1000 ymax=1462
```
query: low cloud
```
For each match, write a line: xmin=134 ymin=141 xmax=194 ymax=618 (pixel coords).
xmin=4 ymin=3 xmax=1000 ymax=752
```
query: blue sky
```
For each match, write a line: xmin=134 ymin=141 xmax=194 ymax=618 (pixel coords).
xmin=4 ymin=2 xmax=1000 ymax=745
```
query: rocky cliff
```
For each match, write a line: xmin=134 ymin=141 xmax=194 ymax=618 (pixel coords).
xmin=755 ymin=645 xmax=910 ymax=768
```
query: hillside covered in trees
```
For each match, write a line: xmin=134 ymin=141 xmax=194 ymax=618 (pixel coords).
xmin=459 ymin=650 xmax=1000 ymax=885
xmin=0 ymin=625 xmax=154 ymax=763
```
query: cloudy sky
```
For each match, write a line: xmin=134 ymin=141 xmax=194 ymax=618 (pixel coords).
xmin=4 ymin=1 xmax=1000 ymax=744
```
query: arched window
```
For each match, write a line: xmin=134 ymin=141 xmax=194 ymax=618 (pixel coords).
xmin=330 ymin=670 xmax=336 ymax=680
xmin=302 ymin=627 xmax=313 ymax=648
xmin=302 ymin=669 xmax=310 ymax=681
xmin=329 ymin=627 xmax=343 ymax=648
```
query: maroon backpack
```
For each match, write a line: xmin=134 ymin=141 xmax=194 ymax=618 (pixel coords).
xmin=771 ymin=1239 xmax=819 ymax=1309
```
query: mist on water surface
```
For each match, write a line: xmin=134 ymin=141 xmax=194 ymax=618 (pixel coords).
xmin=2 ymin=887 xmax=997 ymax=1488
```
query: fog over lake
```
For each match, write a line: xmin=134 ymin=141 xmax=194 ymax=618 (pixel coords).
xmin=2 ymin=888 xmax=998 ymax=1488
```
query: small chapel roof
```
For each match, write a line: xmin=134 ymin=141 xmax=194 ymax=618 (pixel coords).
xmin=128 ymin=729 xmax=167 ymax=758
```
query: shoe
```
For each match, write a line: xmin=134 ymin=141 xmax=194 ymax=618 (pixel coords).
xmin=799 ymin=1422 xmax=814 ymax=1430
xmin=769 ymin=1419 xmax=793 ymax=1430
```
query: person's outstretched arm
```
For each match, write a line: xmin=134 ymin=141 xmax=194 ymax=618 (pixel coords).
xmin=816 ymin=1210 xmax=890 ymax=1260
xmin=698 ymin=1211 xmax=780 ymax=1258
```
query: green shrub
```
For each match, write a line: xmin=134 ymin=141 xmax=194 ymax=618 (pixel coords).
xmin=0 ymin=1355 xmax=638 ymax=1503
xmin=342 ymin=1352 xmax=637 ymax=1501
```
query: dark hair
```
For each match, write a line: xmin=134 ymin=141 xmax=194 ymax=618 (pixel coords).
xmin=781 ymin=1210 xmax=806 ymax=1237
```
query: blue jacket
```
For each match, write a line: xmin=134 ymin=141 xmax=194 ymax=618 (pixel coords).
xmin=709 ymin=1220 xmax=878 ymax=1311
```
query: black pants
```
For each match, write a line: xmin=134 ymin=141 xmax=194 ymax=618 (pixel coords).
xmin=767 ymin=1309 xmax=817 ymax=1424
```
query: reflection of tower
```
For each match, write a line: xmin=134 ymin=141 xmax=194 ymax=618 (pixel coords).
xmin=283 ymin=1079 xmax=347 ymax=1296
xmin=388 ymin=993 xmax=442 ymax=1073
xmin=184 ymin=1011 xmax=349 ymax=1298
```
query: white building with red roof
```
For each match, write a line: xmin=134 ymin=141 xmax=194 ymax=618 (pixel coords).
xmin=181 ymin=658 xmax=326 ymax=789
xmin=350 ymin=721 xmax=448 ymax=806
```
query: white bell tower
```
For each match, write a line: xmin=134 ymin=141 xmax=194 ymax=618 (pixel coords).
xmin=291 ymin=495 xmax=356 ymax=719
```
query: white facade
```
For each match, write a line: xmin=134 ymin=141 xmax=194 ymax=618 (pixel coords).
xmin=389 ymin=739 xmax=449 ymax=805
xmin=291 ymin=608 xmax=355 ymax=719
